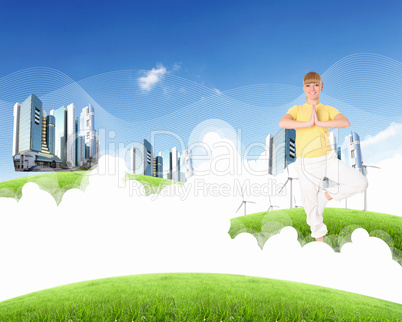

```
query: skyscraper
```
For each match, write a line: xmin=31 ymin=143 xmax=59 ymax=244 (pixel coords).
xmin=341 ymin=131 xmax=363 ymax=173
xmin=266 ymin=134 xmax=274 ymax=175
xmin=66 ymin=103 xmax=76 ymax=166
xmin=18 ymin=94 xmax=43 ymax=153
xmin=268 ymin=128 xmax=296 ymax=176
xmin=13 ymin=94 xmax=60 ymax=169
xmin=131 ymin=139 xmax=154 ymax=176
xmin=80 ymin=104 xmax=97 ymax=160
xmin=171 ymin=146 xmax=179 ymax=181
xmin=12 ymin=102 xmax=21 ymax=157
xmin=154 ymin=155 xmax=163 ymax=178
xmin=51 ymin=105 xmax=67 ymax=165
xmin=160 ymin=150 xmax=172 ymax=179
xmin=46 ymin=114 xmax=55 ymax=155
xmin=180 ymin=149 xmax=194 ymax=182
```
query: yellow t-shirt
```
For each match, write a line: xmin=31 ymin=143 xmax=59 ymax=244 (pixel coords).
xmin=286 ymin=103 xmax=340 ymax=158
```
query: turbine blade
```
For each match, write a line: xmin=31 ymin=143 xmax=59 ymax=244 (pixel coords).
xmin=278 ymin=179 xmax=289 ymax=193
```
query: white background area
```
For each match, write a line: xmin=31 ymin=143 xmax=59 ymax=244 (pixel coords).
xmin=0 ymin=131 xmax=401 ymax=305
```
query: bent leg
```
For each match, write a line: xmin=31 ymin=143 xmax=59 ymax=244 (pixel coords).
xmin=325 ymin=157 xmax=368 ymax=201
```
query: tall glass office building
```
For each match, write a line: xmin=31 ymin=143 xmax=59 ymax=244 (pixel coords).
xmin=13 ymin=94 xmax=60 ymax=170
xmin=80 ymin=104 xmax=97 ymax=160
xmin=272 ymin=128 xmax=296 ymax=176
xmin=341 ymin=131 xmax=363 ymax=173
xmin=266 ymin=134 xmax=274 ymax=175
xmin=131 ymin=139 xmax=154 ymax=176
xmin=171 ymin=147 xmax=179 ymax=181
xmin=42 ymin=114 xmax=55 ymax=155
xmin=18 ymin=94 xmax=43 ymax=153
xmin=12 ymin=102 xmax=21 ymax=157
xmin=51 ymin=106 xmax=67 ymax=165
xmin=66 ymin=103 xmax=76 ymax=166
xmin=154 ymin=155 xmax=163 ymax=178
xmin=161 ymin=150 xmax=172 ymax=179
xmin=75 ymin=117 xmax=85 ymax=166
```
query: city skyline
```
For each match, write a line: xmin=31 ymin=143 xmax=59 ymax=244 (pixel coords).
xmin=12 ymin=94 xmax=99 ymax=171
xmin=131 ymin=138 xmax=194 ymax=182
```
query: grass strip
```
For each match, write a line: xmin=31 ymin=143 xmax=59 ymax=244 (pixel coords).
xmin=0 ymin=171 xmax=181 ymax=203
xmin=0 ymin=273 xmax=400 ymax=321
xmin=229 ymin=208 xmax=402 ymax=263
xmin=0 ymin=170 xmax=90 ymax=203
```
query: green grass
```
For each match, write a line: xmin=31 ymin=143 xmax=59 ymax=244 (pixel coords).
xmin=229 ymin=208 xmax=402 ymax=264
xmin=0 ymin=170 xmax=91 ymax=204
xmin=0 ymin=273 xmax=400 ymax=321
xmin=0 ymin=171 xmax=181 ymax=203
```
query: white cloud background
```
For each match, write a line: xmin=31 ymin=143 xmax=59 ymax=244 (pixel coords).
xmin=0 ymin=131 xmax=401 ymax=305
xmin=138 ymin=64 xmax=167 ymax=91
xmin=361 ymin=122 xmax=402 ymax=164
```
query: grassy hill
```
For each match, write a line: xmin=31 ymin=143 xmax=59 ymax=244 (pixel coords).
xmin=0 ymin=171 xmax=182 ymax=203
xmin=229 ymin=208 xmax=402 ymax=264
xmin=0 ymin=170 xmax=90 ymax=204
xmin=0 ymin=273 xmax=400 ymax=321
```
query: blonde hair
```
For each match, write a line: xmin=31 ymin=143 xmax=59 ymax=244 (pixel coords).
xmin=303 ymin=71 xmax=322 ymax=85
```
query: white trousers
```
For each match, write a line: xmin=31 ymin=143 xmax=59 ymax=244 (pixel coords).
xmin=294 ymin=151 xmax=368 ymax=238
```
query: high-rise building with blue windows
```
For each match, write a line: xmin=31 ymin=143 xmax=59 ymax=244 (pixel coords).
xmin=154 ymin=155 xmax=163 ymax=178
xmin=75 ymin=117 xmax=85 ymax=166
xmin=341 ymin=131 xmax=363 ymax=173
xmin=45 ymin=114 xmax=55 ymax=155
xmin=131 ymin=139 xmax=154 ymax=176
xmin=51 ymin=105 xmax=67 ymax=165
xmin=132 ymin=143 xmax=193 ymax=182
xmin=161 ymin=150 xmax=172 ymax=179
xmin=18 ymin=94 xmax=43 ymax=153
xmin=267 ymin=128 xmax=296 ymax=176
xmin=12 ymin=94 xmax=60 ymax=170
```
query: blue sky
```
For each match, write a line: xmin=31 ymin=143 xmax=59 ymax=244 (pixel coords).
xmin=1 ymin=0 xmax=402 ymax=89
xmin=1 ymin=0 xmax=402 ymax=182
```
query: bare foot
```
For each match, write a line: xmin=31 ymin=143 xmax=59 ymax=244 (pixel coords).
xmin=316 ymin=237 xmax=323 ymax=242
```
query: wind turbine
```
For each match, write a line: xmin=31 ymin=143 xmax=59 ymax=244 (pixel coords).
xmin=278 ymin=165 xmax=298 ymax=209
xmin=362 ymin=163 xmax=381 ymax=211
xmin=267 ymin=195 xmax=280 ymax=211
xmin=293 ymin=195 xmax=303 ymax=208
xmin=235 ymin=188 xmax=256 ymax=216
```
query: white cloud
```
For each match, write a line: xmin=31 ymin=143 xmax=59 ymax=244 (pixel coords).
xmin=213 ymin=88 xmax=222 ymax=94
xmin=0 ymin=133 xmax=401 ymax=305
xmin=138 ymin=64 xmax=167 ymax=91
xmin=361 ymin=122 xmax=402 ymax=148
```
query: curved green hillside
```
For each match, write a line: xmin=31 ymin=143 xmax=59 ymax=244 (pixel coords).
xmin=0 ymin=171 xmax=181 ymax=203
xmin=229 ymin=208 xmax=402 ymax=264
xmin=0 ymin=273 xmax=400 ymax=321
